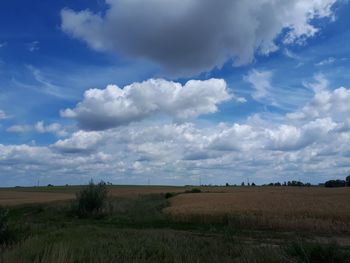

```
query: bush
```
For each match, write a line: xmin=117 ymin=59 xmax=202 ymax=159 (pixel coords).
xmin=325 ymin=180 xmax=347 ymax=188
xmin=186 ymin=188 xmax=201 ymax=193
xmin=0 ymin=206 xmax=11 ymax=245
xmin=164 ymin=192 xmax=174 ymax=199
xmin=76 ymin=180 xmax=108 ymax=217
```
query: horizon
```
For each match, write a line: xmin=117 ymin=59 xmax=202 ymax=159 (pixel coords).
xmin=1 ymin=0 xmax=350 ymax=186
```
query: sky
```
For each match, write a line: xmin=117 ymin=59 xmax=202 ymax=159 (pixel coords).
xmin=1 ymin=0 xmax=350 ymax=186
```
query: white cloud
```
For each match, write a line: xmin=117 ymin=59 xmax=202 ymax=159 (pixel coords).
xmin=61 ymin=0 xmax=336 ymax=76
xmin=0 ymin=110 xmax=9 ymax=120
xmin=315 ymin=57 xmax=336 ymax=66
xmin=2 ymin=76 xmax=350 ymax=186
xmin=6 ymin=125 xmax=32 ymax=133
xmin=52 ymin=130 xmax=104 ymax=153
xmin=61 ymin=78 xmax=232 ymax=130
xmin=244 ymin=69 xmax=273 ymax=102
xmin=27 ymin=41 xmax=39 ymax=52
xmin=288 ymin=85 xmax=350 ymax=121
xmin=5 ymin=121 xmax=68 ymax=136
xmin=35 ymin=121 xmax=68 ymax=137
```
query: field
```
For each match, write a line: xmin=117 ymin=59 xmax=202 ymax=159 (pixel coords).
xmin=0 ymin=186 xmax=186 ymax=205
xmin=165 ymin=187 xmax=350 ymax=233
xmin=1 ymin=185 xmax=350 ymax=262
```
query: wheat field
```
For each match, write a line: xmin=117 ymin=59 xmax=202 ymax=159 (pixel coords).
xmin=164 ymin=187 xmax=350 ymax=233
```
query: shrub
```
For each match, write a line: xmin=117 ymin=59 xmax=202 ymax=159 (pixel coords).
xmin=76 ymin=180 xmax=108 ymax=217
xmin=285 ymin=242 xmax=349 ymax=263
xmin=164 ymin=192 xmax=174 ymax=199
xmin=0 ymin=206 xmax=11 ymax=245
xmin=186 ymin=188 xmax=201 ymax=193
xmin=325 ymin=180 xmax=347 ymax=188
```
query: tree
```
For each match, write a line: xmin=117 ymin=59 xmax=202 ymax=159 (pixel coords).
xmin=76 ymin=180 xmax=108 ymax=217
xmin=346 ymin=175 xmax=350 ymax=187
xmin=241 ymin=182 xmax=245 ymax=186
xmin=325 ymin=180 xmax=347 ymax=188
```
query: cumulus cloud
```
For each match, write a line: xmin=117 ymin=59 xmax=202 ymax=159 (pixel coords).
xmin=5 ymin=121 xmax=67 ymax=136
xmin=61 ymin=78 xmax=231 ymax=130
xmin=52 ymin=130 xmax=104 ymax=153
xmin=61 ymin=0 xmax=336 ymax=76
xmin=6 ymin=125 xmax=32 ymax=133
xmin=2 ymin=77 xmax=350 ymax=186
xmin=288 ymin=85 xmax=350 ymax=121
xmin=35 ymin=121 xmax=68 ymax=137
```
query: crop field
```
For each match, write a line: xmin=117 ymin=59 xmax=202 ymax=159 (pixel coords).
xmin=165 ymin=187 xmax=350 ymax=233
xmin=0 ymin=185 xmax=186 ymax=205
xmin=1 ymin=185 xmax=350 ymax=262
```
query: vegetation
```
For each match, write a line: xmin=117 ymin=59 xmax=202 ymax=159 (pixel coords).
xmin=325 ymin=179 xmax=347 ymax=188
xmin=165 ymin=187 xmax=350 ymax=233
xmin=75 ymin=180 xmax=108 ymax=217
xmin=0 ymin=184 xmax=350 ymax=262
xmin=0 ymin=206 xmax=11 ymax=245
xmin=185 ymin=188 xmax=201 ymax=193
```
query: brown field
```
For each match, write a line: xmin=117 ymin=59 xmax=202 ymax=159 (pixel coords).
xmin=0 ymin=190 xmax=74 ymax=206
xmin=164 ymin=187 xmax=350 ymax=233
xmin=0 ymin=186 xmax=186 ymax=205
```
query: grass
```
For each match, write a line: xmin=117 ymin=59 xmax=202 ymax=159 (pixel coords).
xmin=1 ymin=187 xmax=350 ymax=262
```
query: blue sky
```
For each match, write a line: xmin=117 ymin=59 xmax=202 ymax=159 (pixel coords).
xmin=1 ymin=0 xmax=350 ymax=186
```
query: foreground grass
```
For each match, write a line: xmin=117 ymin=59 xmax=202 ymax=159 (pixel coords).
xmin=1 ymin=193 xmax=350 ymax=262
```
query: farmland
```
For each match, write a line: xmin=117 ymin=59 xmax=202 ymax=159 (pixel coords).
xmin=1 ymin=185 xmax=350 ymax=262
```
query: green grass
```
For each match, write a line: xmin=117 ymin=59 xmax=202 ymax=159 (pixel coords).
xmin=1 ymin=193 xmax=350 ymax=263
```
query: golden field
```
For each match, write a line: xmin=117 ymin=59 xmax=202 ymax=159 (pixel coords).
xmin=0 ymin=186 xmax=186 ymax=205
xmin=2 ymin=185 xmax=350 ymax=234
xmin=164 ymin=187 xmax=350 ymax=233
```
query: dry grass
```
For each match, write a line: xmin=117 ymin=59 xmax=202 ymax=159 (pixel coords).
xmin=164 ymin=187 xmax=350 ymax=233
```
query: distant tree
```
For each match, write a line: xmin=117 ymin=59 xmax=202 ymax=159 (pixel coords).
xmin=325 ymin=180 xmax=347 ymax=188
xmin=274 ymin=182 xmax=281 ymax=186
xmin=241 ymin=182 xmax=245 ymax=186
xmin=247 ymin=182 xmax=251 ymax=186
xmin=251 ymin=182 xmax=256 ymax=186
xmin=225 ymin=183 xmax=230 ymax=187
xmin=283 ymin=182 xmax=287 ymax=186
xmin=346 ymin=175 xmax=350 ymax=187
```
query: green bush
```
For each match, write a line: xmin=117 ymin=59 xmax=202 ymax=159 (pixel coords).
xmin=76 ymin=180 xmax=108 ymax=217
xmin=0 ymin=206 xmax=11 ymax=245
xmin=164 ymin=192 xmax=174 ymax=199
xmin=185 ymin=188 xmax=201 ymax=193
